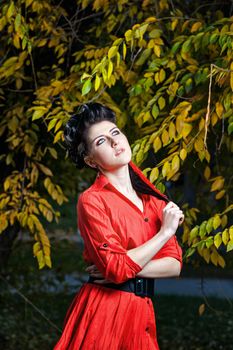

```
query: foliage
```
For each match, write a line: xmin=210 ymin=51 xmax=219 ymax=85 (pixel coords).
xmin=0 ymin=0 xmax=232 ymax=268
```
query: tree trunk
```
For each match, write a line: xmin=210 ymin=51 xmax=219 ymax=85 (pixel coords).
xmin=0 ymin=223 xmax=20 ymax=273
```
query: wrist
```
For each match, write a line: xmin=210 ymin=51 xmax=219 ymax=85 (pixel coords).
xmin=158 ymin=226 xmax=174 ymax=240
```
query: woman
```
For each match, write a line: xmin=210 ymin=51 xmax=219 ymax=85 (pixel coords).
xmin=54 ymin=103 xmax=184 ymax=350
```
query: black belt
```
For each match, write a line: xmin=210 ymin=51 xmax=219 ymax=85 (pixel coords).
xmin=87 ymin=276 xmax=155 ymax=298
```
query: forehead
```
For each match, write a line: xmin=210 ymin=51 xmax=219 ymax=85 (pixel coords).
xmin=87 ymin=120 xmax=117 ymax=140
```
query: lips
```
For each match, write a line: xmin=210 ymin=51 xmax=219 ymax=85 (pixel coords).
xmin=115 ymin=148 xmax=125 ymax=156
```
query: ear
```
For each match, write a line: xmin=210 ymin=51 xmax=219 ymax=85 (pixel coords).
xmin=84 ymin=155 xmax=98 ymax=169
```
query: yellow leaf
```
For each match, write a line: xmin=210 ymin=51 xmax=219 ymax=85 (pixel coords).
xmin=153 ymin=45 xmax=161 ymax=57
xmin=213 ymin=215 xmax=221 ymax=230
xmin=32 ymin=109 xmax=47 ymax=121
xmin=107 ymin=60 xmax=113 ymax=79
xmin=211 ymin=112 xmax=218 ymax=126
xmin=227 ymin=240 xmax=233 ymax=252
xmin=37 ymin=163 xmax=53 ymax=176
xmin=47 ymin=118 xmax=57 ymax=132
xmin=6 ymin=2 xmax=15 ymax=20
xmin=230 ymin=62 xmax=233 ymax=91
xmin=214 ymin=233 xmax=222 ymax=249
xmin=230 ymin=226 xmax=233 ymax=240
xmin=161 ymin=129 xmax=169 ymax=145
xmin=215 ymin=190 xmax=225 ymax=200
xmin=153 ymin=136 xmax=162 ymax=152
xmin=158 ymin=96 xmax=165 ymax=110
xmin=210 ymin=177 xmax=224 ymax=192
xmin=162 ymin=161 xmax=170 ymax=178
xmin=45 ymin=255 xmax=52 ymax=268
xmin=37 ymin=39 xmax=47 ymax=47
xmin=194 ymin=138 xmax=204 ymax=152
xmin=171 ymin=18 xmax=178 ymax=31
xmin=176 ymin=115 xmax=184 ymax=135
xmin=149 ymin=167 xmax=159 ymax=183
xmin=108 ymin=46 xmax=118 ymax=59
xmin=221 ymin=214 xmax=228 ymax=228
xmin=218 ymin=254 xmax=225 ymax=268
xmin=168 ymin=122 xmax=176 ymax=139
xmin=3 ymin=179 xmax=10 ymax=191
xmin=171 ymin=155 xmax=180 ymax=172
xmin=181 ymin=123 xmax=192 ymax=138
xmin=222 ymin=229 xmax=229 ymax=245
xmin=125 ymin=29 xmax=133 ymax=42
xmin=36 ymin=250 xmax=45 ymax=269
xmin=94 ymin=75 xmax=101 ymax=91
xmin=204 ymin=166 xmax=211 ymax=180
xmin=33 ymin=242 xmax=41 ymax=256
xmin=180 ymin=148 xmax=187 ymax=161
xmin=168 ymin=82 xmax=179 ymax=96
xmin=202 ymin=249 xmax=210 ymax=263
xmin=123 ymin=43 xmax=127 ymax=60
xmin=198 ymin=303 xmax=205 ymax=316
xmin=215 ymin=102 xmax=223 ymax=118
xmin=159 ymin=69 xmax=166 ymax=82
xmin=191 ymin=22 xmax=202 ymax=33
xmin=53 ymin=130 xmax=63 ymax=143
xmin=210 ymin=250 xmax=218 ymax=266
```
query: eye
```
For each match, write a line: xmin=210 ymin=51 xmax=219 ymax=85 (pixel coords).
xmin=96 ymin=137 xmax=105 ymax=146
xmin=112 ymin=129 xmax=120 ymax=136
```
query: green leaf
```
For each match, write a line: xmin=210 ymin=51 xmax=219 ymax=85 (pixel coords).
xmin=190 ymin=226 xmax=199 ymax=240
xmin=82 ymin=79 xmax=92 ymax=95
xmin=152 ymin=104 xmax=159 ymax=119
xmin=182 ymin=40 xmax=191 ymax=53
xmin=226 ymin=240 xmax=233 ymax=252
xmin=199 ymin=221 xmax=207 ymax=239
xmin=135 ymin=48 xmax=151 ymax=66
xmin=171 ymin=42 xmax=181 ymax=54
xmin=14 ymin=13 xmax=21 ymax=31
xmin=227 ymin=122 xmax=233 ymax=135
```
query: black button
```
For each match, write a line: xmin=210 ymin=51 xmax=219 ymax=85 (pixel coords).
xmin=103 ymin=243 xmax=108 ymax=247
xmin=144 ymin=217 xmax=149 ymax=222
xmin=145 ymin=327 xmax=149 ymax=332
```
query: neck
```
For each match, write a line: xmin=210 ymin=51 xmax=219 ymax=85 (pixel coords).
xmin=100 ymin=164 xmax=134 ymax=193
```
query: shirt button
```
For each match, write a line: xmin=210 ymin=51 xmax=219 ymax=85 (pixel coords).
xmin=145 ymin=327 xmax=149 ymax=332
xmin=103 ymin=243 xmax=108 ymax=247
xmin=144 ymin=217 xmax=149 ymax=222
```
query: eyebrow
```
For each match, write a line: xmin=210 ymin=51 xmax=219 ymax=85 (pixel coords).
xmin=90 ymin=127 xmax=118 ymax=144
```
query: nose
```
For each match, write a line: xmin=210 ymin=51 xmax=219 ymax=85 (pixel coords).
xmin=109 ymin=136 xmax=118 ymax=148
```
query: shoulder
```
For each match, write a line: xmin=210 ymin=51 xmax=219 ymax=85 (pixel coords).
xmin=78 ymin=187 xmax=106 ymax=211
xmin=149 ymin=195 xmax=167 ymax=215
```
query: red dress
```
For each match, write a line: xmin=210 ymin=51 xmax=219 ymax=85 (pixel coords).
xmin=54 ymin=162 xmax=182 ymax=350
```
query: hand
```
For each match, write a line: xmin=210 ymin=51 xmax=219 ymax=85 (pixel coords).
xmin=85 ymin=264 xmax=111 ymax=284
xmin=160 ymin=201 xmax=184 ymax=238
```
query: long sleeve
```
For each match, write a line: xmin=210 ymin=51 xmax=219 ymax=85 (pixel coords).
xmin=78 ymin=192 xmax=142 ymax=284
xmin=152 ymin=198 xmax=183 ymax=264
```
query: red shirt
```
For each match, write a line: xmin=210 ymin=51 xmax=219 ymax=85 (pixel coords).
xmin=54 ymin=162 xmax=182 ymax=350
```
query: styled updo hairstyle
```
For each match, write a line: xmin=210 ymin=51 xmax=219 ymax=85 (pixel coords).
xmin=64 ymin=103 xmax=116 ymax=169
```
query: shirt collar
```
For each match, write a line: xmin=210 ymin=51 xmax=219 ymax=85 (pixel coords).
xmin=91 ymin=161 xmax=168 ymax=201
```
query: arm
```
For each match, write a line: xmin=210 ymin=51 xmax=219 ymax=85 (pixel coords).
xmin=126 ymin=201 xmax=183 ymax=267
xmin=136 ymin=257 xmax=181 ymax=278
xmin=78 ymin=193 xmax=142 ymax=284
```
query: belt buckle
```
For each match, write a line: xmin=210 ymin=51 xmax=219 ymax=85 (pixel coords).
xmin=134 ymin=278 xmax=154 ymax=298
xmin=134 ymin=278 xmax=147 ymax=297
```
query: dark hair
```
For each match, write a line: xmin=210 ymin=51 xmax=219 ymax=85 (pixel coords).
xmin=64 ymin=103 xmax=116 ymax=168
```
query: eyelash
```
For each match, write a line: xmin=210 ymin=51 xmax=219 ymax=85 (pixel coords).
xmin=96 ymin=130 xmax=120 ymax=146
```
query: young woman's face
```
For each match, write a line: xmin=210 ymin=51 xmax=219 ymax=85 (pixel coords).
xmin=85 ymin=120 xmax=132 ymax=172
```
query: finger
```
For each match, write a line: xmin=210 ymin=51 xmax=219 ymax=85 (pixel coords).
xmin=90 ymin=272 xmax=104 ymax=278
xmin=85 ymin=265 xmax=95 ymax=272
xmin=94 ymin=279 xmax=110 ymax=284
